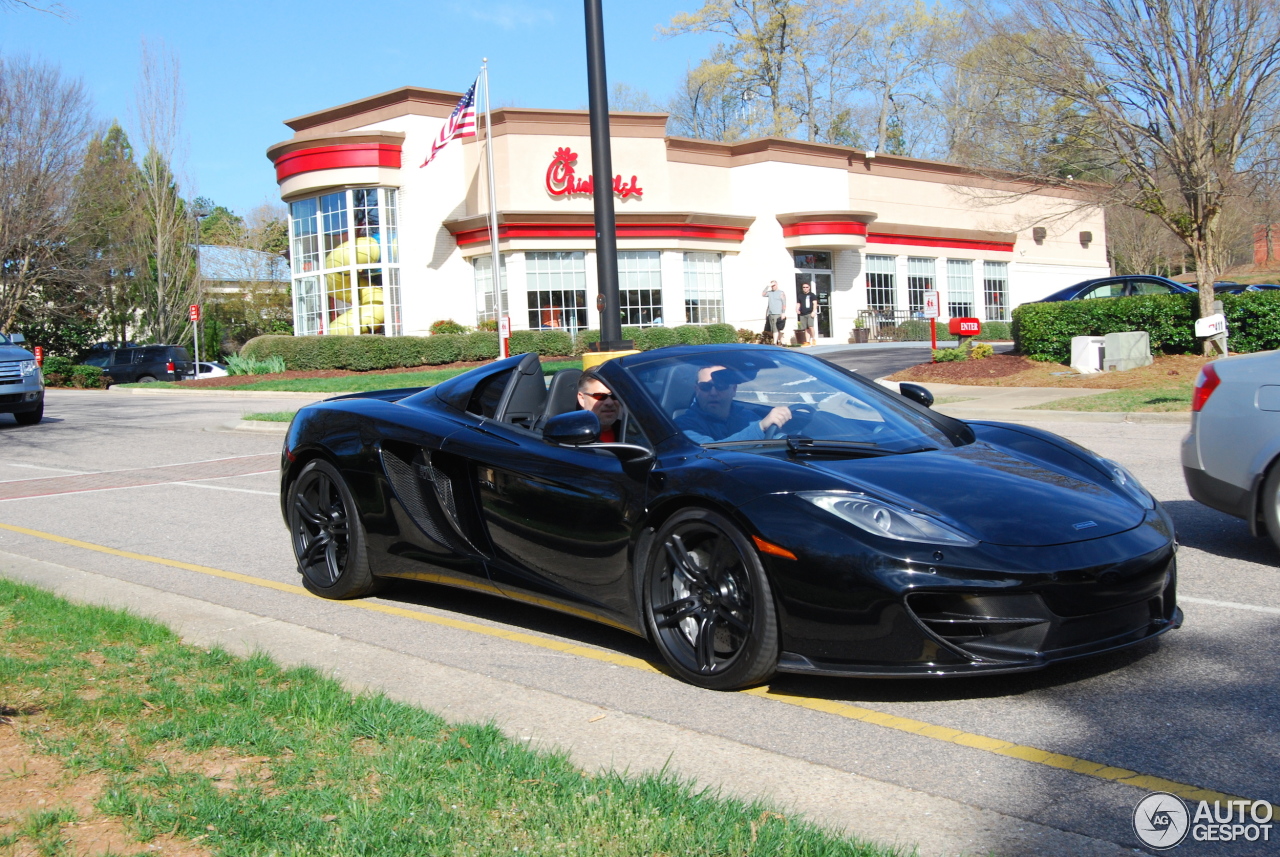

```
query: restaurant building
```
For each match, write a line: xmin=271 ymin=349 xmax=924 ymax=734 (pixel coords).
xmin=267 ymin=86 xmax=1109 ymax=342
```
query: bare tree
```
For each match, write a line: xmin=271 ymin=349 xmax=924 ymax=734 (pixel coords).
xmin=131 ymin=39 xmax=198 ymax=344
xmin=973 ymin=0 xmax=1280 ymax=352
xmin=0 ymin=55 xmax=93 ymax=332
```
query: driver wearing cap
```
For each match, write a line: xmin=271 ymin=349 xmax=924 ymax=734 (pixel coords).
xmin=676 ymin=364 xmax=791 ymax=443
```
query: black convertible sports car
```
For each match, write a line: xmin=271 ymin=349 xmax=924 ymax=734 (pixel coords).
xmin=280 ymin=345 xmax=1181 ymax=689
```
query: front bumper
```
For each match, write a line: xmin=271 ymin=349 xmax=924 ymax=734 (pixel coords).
xmin=0 ymin=388 xmax=43 ymax=415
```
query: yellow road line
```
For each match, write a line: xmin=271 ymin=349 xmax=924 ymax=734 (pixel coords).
xmin=0 ymin=520 xmax=1248 ymax=804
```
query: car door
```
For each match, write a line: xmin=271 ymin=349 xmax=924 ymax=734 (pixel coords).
xmin=1127 ymin=278 xmax=1185 ymax=296
xmin=446 ymin=365 xmax=649 ymax=628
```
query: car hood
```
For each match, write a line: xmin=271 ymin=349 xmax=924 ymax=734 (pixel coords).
xmin=0 ymin=345 xmax=33 ymax=361
xmin=795 ymin=441 xmax=1144 ymax=547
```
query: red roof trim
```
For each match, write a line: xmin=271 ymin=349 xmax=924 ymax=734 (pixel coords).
xmin=454 ymin=221 xmax=750 ymax=246
xmin=867 ymin=232 xmax=1014 ymax=252
xmin=274 ymin=143 xmax=402 ymax=182
xmin=781 ymin=221 xmax=868 ymax=238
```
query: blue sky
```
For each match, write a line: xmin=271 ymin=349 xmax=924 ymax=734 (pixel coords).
xmin=2 ymin=0 xmax=717 ymax=217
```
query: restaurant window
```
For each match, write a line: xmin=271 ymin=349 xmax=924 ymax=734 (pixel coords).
xmin=618 ymin=250 xmax=663 ymax=326
xmin=472 ymin=254 xmax=508 ymax=325
xmin=288 ymin=188 xmax=401 ymax=335
xmin=983 ymin=261 xmax=1010 ymax=321
xmin=683 ymin=252 xmax=724 ymax=324
xmin=526 ymin=251 xmax=587 ymax=332
xmin=907 ymin=257 xmax=935 ymax=314
xmin=946 ymin=259 xmax=975 ymax=318
xmin=865 ymin=254 xmax=897 ymax=313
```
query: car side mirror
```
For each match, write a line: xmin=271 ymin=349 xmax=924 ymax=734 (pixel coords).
xmin=543 ymin=410 xmax=600 ymax=445
xmin=899 ymin=382 xmax=934 ymax=408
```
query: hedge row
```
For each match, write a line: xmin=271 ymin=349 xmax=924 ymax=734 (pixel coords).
xmin=241 ymin=323 xmax=739 ymax=371
xmin=892 ymin=319 xmax=1012 ymax=342
xmin=1011 ymin=291 xmax=1280 ymax=363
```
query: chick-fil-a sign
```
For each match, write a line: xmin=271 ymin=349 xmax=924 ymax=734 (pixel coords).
xmin=546 ymin=147 xmax=642 ymax=199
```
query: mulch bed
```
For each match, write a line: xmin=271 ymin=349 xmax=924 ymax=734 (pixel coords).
xmin=888 ymin=353 xmax=1038 ymax=382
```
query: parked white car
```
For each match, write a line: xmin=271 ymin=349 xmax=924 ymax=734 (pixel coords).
xmin=1181 ymin=349 xmax=1280 ymax=551
xmin=192 ymin=361 xmax=228 ymax=379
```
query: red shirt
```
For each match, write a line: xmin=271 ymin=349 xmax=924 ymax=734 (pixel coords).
xmin=599 ymin=424 xmax=617 ymax=443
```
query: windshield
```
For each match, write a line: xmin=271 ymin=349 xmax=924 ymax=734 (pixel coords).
xmin=627 ymin=350 xmax=959 ymax=452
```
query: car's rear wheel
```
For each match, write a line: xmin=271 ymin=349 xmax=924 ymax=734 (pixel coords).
xmin=14 ymin=403 xmax=42 ymax=425
xmin=1262 ymin=464 xmax=1280 ymax=554
xmin=138 ymin=375 xmax=157 ymax=383
xmin=644 ymin=508 xmax=779 ymax=689
xmin=288 ymin=459 xmax=380 ymax=599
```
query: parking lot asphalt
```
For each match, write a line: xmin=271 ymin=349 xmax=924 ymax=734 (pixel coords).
xmin=1 ymin=355 xmax=1275 ymax=857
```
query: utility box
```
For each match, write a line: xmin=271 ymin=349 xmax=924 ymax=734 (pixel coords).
xmin=1070 ymin=336 xmax=1104 ymax=374
xmin=1102 ymin=331 xmax=1153 ymax=372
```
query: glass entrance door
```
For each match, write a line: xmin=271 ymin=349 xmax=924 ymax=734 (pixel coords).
xmin=794 ymin=251 xmax=833 ymax=339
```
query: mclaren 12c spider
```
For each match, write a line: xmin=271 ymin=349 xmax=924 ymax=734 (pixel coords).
xmin=280 ymin=345 xmax=1181 ymax=689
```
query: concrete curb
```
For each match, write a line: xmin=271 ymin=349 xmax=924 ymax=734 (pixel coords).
xmin=0 ymin=550 xmax=1137 ymax=857
xmin=109 ymin=386 xmax=329 ymax=400
xmin=227 ymin=420 xmax=290 ymax=434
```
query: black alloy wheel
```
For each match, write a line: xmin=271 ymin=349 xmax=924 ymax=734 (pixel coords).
xmin=644 ymin=508 xmax=779 ymax=689
xmin=288 ymin=459 xmax=379 ymax=599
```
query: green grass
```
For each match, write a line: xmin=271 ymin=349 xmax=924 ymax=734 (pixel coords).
xmin=0 ymin=578 xmax=899 ymax=857
xmin=116 ymin=360 xmax=584 ymax=394
xmin=1024 ymin=387 xmax=1193 ymax=412
xmin=242 ymin=411 xmax=297 ymax=422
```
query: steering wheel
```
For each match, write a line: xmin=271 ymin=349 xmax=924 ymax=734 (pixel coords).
xmin=781 ymin=404 xmax=817 ymax=434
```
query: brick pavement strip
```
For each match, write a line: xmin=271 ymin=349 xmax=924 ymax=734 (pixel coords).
xmin=0 ymin=454 xmax=279 ymax=501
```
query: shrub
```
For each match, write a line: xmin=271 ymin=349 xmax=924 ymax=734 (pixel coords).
xmin=1012 ymin=293 xmax=1205 ymax=363
xmin=430 ymin=319 xmax=470 ymax=335
xmin=420 ymin=333 xmax=463 ymax=364
xmin=476 ymin=319 xmax=499 ymax=332
xmin=673 ymin=324 xmax=711 ymax=346
xmin=932 ymin=347 xmax=968 ymax=362
xmin=227 ymin=354 xmax=287 ymax=376
xmin=634 ymin=327 xmax=681 ymax=350
xmin=42 ymin=355 xmax=75 ymax=376
xmin=736 ymin=328 xmax=758 ymax=344
xmin=705 ymin=323 xmax=739 ymax=344
xmin=459 ymin=331 xmax=500 ymax=362
xmin=970 ymin=342 xmax=995 ymax=360
xmin=69 ymin=364 xmax=106 ymax=388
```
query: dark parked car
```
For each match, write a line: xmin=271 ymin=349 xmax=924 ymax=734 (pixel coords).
xmin=1182 ymin=349 xmax=1280 ymax=552
xmin=1213 ymin=283 xmax=1280 ymax=295
xmin=98 ymin=345 xmax=192 ymax=384
xmin=1037 ymin=275 xmax=1196 ymax=302
xmin=280 ymin=346 xmax=1181 ymax=689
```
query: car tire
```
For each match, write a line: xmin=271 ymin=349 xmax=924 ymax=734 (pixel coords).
xmin=644 ymin=508 xmax=779 ymax=690
xmin=288 ymin=459 xmax=381 ymax=599
xmin=1262 ymin=464 xmax=1280 ymax=554
xmin=14 ymin=403 xmax=42 ymax=426
xmin=138 ymin=375 xmax=157 ymax=383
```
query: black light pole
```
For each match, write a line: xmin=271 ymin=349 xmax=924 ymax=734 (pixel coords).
xmin=584 ymin=0 xmax=629 ymax=352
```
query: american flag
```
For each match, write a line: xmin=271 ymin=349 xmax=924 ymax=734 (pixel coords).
xmin=421 ymin=80 xmax=478 ymax=167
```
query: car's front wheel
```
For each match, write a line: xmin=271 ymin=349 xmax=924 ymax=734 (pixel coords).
xmin=288 ymin=459 xmax=380 ymax=599
xmin=644 ymin=508 xmax=779 ymax=689
xmin=14 ymin=402 xmax=42 ymax=426
xmin=1262 ymin=464 xmax=1280 ymax=554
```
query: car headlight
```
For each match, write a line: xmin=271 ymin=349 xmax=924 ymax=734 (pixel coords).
xmin=1105 ymin=460 xmax=1155 ymax=510
xmin=799 ymin=491 xmax=978 ymax=546
xmin=19 ymin=360 xmax=37 ymax=376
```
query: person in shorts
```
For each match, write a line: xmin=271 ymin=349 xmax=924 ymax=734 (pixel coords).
xmin=796 ymin=281 xmax=818 ymax=346
xmin=762 ymin=280 xmax=787 ymax=345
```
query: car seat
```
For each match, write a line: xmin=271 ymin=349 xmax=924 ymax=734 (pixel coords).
xmin=534 ymin=368 xmax=583 ymax=430
xmin=660 ymin=363 xmax=701 ymax=420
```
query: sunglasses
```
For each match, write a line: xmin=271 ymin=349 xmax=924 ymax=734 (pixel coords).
xmin=583 ymin=391 xmax=618 ymax=402
xmin=696 ymin=380 xmax=735 ymax=392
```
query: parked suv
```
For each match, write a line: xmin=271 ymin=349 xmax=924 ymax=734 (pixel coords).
xmin=98 ymin=345 xmax=193 ymax=384
xmin=0 ymin=332 xmax=44 ymax=425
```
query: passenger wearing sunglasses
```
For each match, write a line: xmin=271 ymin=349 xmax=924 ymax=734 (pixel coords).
xmin=576 ymin=372 xmax=622 ymax=442
xmin=675 ymin=364 xmax=791 ymax=444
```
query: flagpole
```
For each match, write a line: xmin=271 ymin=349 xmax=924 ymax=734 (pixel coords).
xmin=481 ymin=60 xmax=508 ymax=358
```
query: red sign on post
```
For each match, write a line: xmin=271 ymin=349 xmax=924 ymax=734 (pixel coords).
xmin=189 ymin=304 xmax=201 ymax=322
xmin=949 ymin=317 xmax=982 ymax=336
xmin=33 ymin=346 xmax=43 ymax=366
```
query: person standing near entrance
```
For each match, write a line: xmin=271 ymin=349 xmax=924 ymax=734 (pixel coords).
xmin=762 ymin=280 xmax=787 ymax=345
xmin=796 ymin=282 xmax=819 ymax=346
